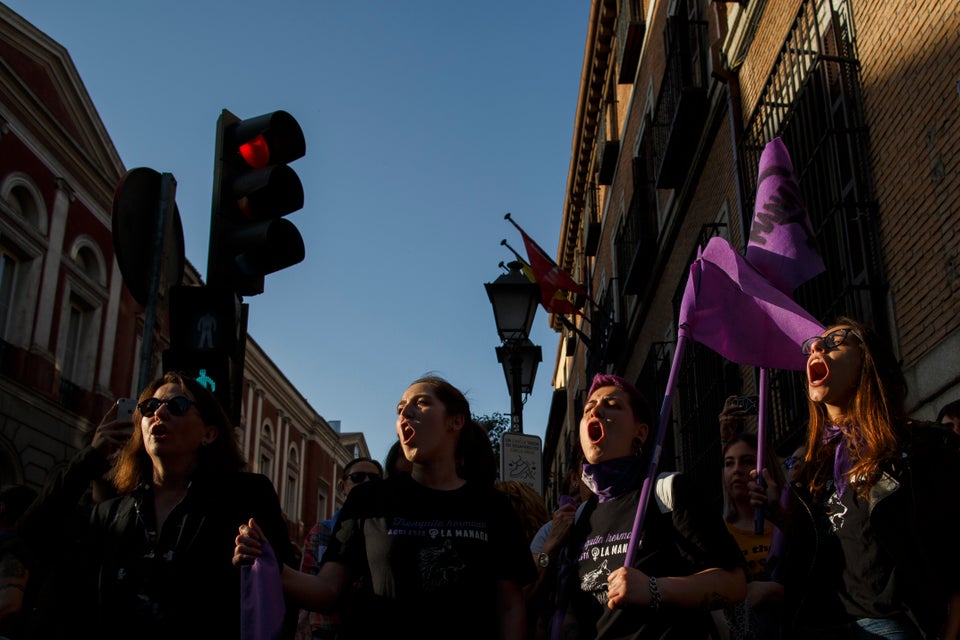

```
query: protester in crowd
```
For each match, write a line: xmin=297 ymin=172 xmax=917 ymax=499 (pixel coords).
xmin=782 ymin=443 xmax=806 ymax=484
xmin=530 ymin=464 xmax=589 ymax=558
xmin=752 ymin=317 xmax=960 ymax=639
xmin=525 ymin=466 xmax=589 ymax=640
xmin=0 ymin=484 xmax=38 ymax=639
xmin=52 ymin=371 xmax=297 ymax=640
xmin=937 ymin=398 xmax=960 ymax=435
xmin=234 ymin=375 xmax=537 ymax=640
xmin=719 ymin=433 xmax=785 ymax=640
xmin=551 ymin=373 xmax=745 ymax=639
xmin=14 ymin=398 xmax=142 ymax=639
xmin=299 ymin=457 xmax=382 ymax=639
xmin=496 ymin=480 xmax=550 ymax=545
xmin=496 ymin=479 xmax=554 ymax=640
xmin=383 ymin=439 xmax=412 ymax=478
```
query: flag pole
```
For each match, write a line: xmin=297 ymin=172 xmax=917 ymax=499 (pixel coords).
xmin=625 ymin=325 xmax=690 ymax=567
xmin=755 ymin=367 xmax=769 ymax=534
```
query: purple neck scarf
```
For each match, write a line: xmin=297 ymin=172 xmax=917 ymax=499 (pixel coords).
xmin=581 ymin=455 xmax=644 ymax=503
xmin=822 ymin=424 xmax=854 ymax=498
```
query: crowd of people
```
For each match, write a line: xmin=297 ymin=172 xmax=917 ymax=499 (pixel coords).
xmin=2 ymin=316 xmax=959 ymax=639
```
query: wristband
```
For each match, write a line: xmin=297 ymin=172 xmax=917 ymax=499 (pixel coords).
xmin=648 ymin=575 xmax=661 ymax=610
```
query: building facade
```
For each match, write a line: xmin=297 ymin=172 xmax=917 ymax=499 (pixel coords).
xmin=0 ymin=4 xmax=360 ymax=546
xmin=543 ymin=0 xmax=960 ymax=506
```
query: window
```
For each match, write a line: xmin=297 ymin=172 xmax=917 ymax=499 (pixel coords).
xmin=0 ymin=252 xmax=17 ymax=340
xmin=259 ymin=423 xmax=275 ymax=479
xmin=284 ymin=472 xmax=297 ymax=515
xmin=61 ymin=299 xmax=86 ymax=383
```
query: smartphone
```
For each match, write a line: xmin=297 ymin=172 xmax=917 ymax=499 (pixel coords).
xmin=116 ymin=397 xmax=137 ymax=422
xmin=731 ymin=395 xmax=758 ymax=416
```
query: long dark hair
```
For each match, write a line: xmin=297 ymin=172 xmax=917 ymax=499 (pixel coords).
xmin=408 ymin=375 xmax=496 ymax=486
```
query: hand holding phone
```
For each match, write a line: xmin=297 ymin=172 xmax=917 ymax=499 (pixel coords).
xmin=116 ymin=397 xmax=137 ymax=422
xmin=731 ymin=395 xmax=758 ymax=416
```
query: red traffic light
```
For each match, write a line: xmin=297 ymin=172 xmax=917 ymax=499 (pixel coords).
xmin=208 ymin=108 xmax=307 ymax=297
xmin=239 ymin=134 xmax=270 ymax=169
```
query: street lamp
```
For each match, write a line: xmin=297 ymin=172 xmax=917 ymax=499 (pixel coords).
xmin=495 ymin=339 xmax=542 ymax=432
xmin=485 ymin=261 xmax=540 ymax=342
xmin=486 ymin=261 xmax=542 ymax=432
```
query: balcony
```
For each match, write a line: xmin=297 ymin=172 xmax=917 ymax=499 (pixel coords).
xmin=652 ymin=15 xmax=709 ymax=189
xmin=616 ymin=157 xmax=659 ymax=296
xmin=597 ymin=99 xmax=619 ymax=186
xmin=585 ymin=288 xmax=626 ymax=380
xmin=617 ymin=0 xmax=646 ymax=84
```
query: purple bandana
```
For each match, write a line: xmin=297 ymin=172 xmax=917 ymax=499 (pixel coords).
xmin=822 ymin=424 xmax=853 ymax=497
xmin=581 ymin=455 xmax=644 ymax=503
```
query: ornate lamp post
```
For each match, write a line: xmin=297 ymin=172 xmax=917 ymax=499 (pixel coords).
xmin=485 ymin=261 xmax=542 ymax=432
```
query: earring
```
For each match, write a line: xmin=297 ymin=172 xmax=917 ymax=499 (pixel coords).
xmin=633 ymin=437 xmax=644 ymax=456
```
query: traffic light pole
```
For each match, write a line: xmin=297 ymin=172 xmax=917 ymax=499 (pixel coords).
xmin=138 ymin=173 xmax=177 ymax=394
xmin=231 ymin=302 xmax=249 ymax=427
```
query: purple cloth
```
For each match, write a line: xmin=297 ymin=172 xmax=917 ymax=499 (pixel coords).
xmin=746 ymin=137 xmax=826 ymax=295
xmin=679 ymin=236 xmax=825 ymax=371
xmin=823 ymin=424 xmax=854 ymax=498
xmin=581 ymin=456 xmax=644 ymax=503
xmin=240 ymin=538 xmax=285 ymax=640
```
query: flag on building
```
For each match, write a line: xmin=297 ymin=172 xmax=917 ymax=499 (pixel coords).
xmin=505 ymin=213 xmax=589 ymax=315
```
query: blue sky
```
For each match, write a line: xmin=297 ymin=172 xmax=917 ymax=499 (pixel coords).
xmin=7 ymin=1 xmax=590 ymax=463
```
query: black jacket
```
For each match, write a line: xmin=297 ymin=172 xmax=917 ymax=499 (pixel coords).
xmin=777 ymin=421 xmax=960 ymax=638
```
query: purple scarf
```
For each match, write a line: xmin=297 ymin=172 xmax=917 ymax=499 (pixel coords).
xmin=581 ymin=455 xmax=644 ymax=503
xmin=822 ymin=424 xmax=854 ymax=498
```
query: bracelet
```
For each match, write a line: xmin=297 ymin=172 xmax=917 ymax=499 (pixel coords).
xmin=648 ymin=575 xmax=661 ymax=610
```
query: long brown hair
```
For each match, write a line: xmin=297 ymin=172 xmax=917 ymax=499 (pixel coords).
xmin=113 ymin=371 xmax=245 ymax=494
xmin=803 ymin=317 xmax=906 ymax=499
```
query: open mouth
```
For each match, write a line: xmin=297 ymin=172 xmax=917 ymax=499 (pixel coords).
xmin=808 ymin=358 xmax=829 ymax=386
xmin=399 ymin=422 xmax=415 ymax=445
xmin=586 ymin=420 xmax=604 ymax=444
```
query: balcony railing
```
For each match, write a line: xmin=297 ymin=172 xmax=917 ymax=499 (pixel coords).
xmin=615 ymin=155 xmax=659 ymax=297
xmin=651 ymin=15 xmax=710 ymax=189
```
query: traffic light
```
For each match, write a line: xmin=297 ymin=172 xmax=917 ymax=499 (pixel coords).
xmin=207 ymin=109 xmax=306 ymax=297
xmin=162 ymin=285 xmax=241 ymax=421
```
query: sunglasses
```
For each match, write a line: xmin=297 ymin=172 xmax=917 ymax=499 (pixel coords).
xmin=137 ymin=396 xmax=195 ymax=418
xmin=345 ymin=471 xmax=381 ymax=484
xmin=783 ymin=456 xmax=803 ymax=471
xmin=801 ymin=327 xmax=861 ymax=355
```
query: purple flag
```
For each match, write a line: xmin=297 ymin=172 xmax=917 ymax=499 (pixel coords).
xmin=681 ymin=236 xmax=824 ymax=371
xmin=745 ymin=137 xmax=825 ymax=295
xmin=241 ymin=538 xmax=285 ymax=640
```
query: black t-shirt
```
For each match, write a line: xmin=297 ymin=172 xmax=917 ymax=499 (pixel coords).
xmin=562 ymin=472 xmax=744 ymax=640
xmin=322 ymin=474 xmax=537 ymax=640
xmin=828 ymin=487 xmax=901 ymax=618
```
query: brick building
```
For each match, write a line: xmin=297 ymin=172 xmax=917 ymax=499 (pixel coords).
xmin=542 ymin=0 xmax=960 ymax=505
xmin=0 ymin=3 xmax=360 ymax=546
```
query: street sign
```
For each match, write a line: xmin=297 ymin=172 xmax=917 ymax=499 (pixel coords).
xmin=500 ymin=432 xmax=543 ymax=495
xmin=112 ymin=167 xmax=185 ymax=307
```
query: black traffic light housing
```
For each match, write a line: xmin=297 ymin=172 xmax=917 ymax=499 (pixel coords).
xmin=207 ymin=109 xmax=306 ymax=297
xmin=162 ymin=285 xmax=243 ymax=423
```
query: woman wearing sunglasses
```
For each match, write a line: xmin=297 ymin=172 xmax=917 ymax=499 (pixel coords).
xmin=64 ymin=371 xmax=296 ymax=639
xmin=235 ymin=375 xmax=536 ymax=640
xmin=753 ymin=318 xmax=960 ymax=639
xmin=299 ymin=456 xmax=382 ymax=639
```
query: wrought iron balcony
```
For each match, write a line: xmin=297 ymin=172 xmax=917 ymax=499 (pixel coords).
xmin=651 ymin=15 xmax=709 ymax=189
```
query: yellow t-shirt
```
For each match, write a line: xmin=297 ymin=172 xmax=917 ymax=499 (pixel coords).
xmin=725 ymin=521 xmax=772 ymax=580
